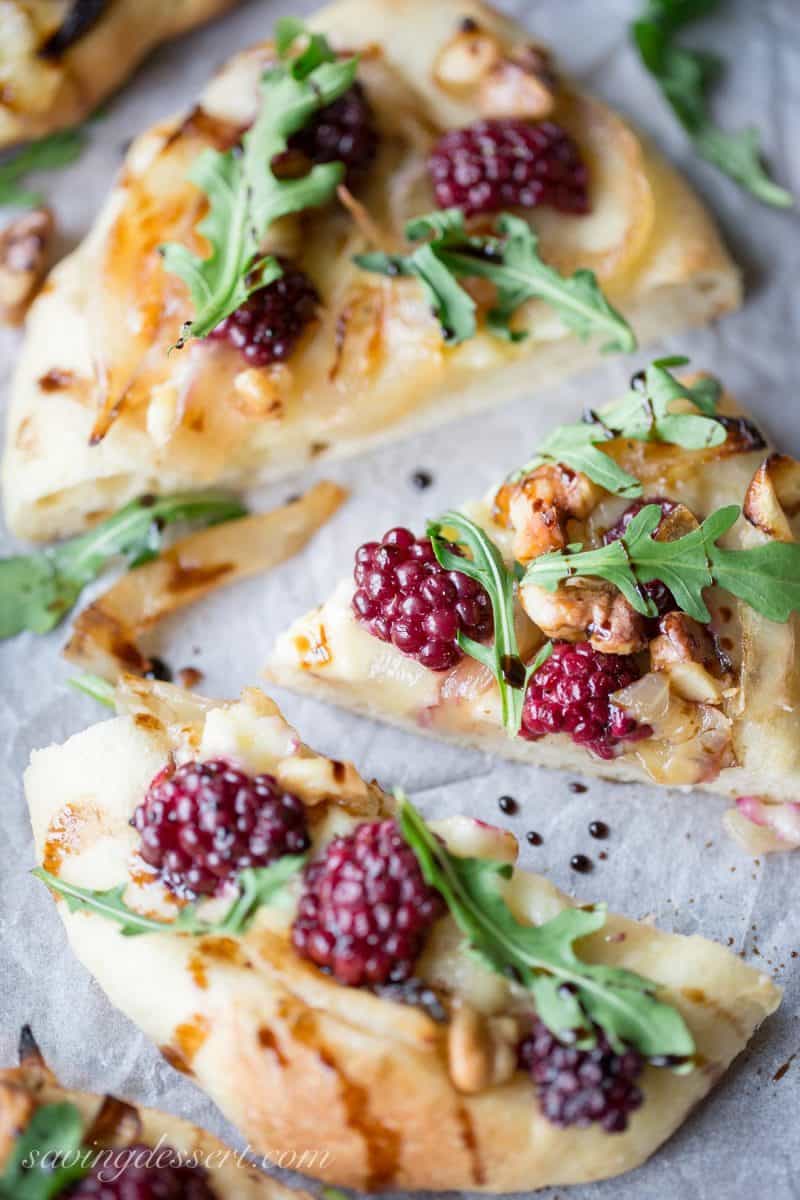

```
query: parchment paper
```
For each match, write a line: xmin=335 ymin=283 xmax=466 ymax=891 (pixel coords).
xmin=1 ymin=2 xmax=799 ymax=1197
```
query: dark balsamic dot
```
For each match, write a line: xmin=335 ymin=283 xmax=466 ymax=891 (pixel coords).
xmin=410 ymin=469 xmax=434 ymax=490
xmin=599 ymin=850 xmax=608 ymax=861
xmin=498 ymin=794 xmax=518 ymax=815
xmin=526 ymin=830 xmax=543 ymax=846
xmin=588 ymin=821 xmax=609 ymax=840
xmin=570 ymin=854 xmax=593 ymax=874
xmin=568 ymin=781 xmax=588 ymax=794
xmin=139 ymin=493 xmax=157 ymax=508
xmin=144 ymin=657 xmax=173 ymax=682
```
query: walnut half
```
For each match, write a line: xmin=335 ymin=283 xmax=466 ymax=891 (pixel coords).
xmin=0 ymin=209 xmax=53 ymax=325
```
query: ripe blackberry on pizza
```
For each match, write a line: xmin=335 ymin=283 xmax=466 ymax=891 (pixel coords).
xmin=26 ymin=676 xmax=779 ymax=1191
xmin=3 ymin=0 xmax=740 ymax=541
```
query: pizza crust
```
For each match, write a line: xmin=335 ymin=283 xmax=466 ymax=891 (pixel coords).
xmin=2 ymin=0 xmax=740 ymax=541
xmin=266 ymin=388 xmax=800 ymax=807
xmin=25 ymin=681 xmax=780 ymax=1193
xmin=0 ymin=1039 xmax=300 ymax=1196
xmin=0 ymin=0 xmax=240 ymax=147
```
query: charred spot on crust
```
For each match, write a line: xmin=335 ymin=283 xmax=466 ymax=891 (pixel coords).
xmin=717 ymin=414 xmax=767 ymax=453
xmin=39 ymin=0 xmax=110 ymax=58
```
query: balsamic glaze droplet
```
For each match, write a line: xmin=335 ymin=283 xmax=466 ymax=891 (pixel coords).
xmin=526 ymin=830 xmax=543 ymax=846
xmin=144 ymin=657 xmax=173 ymax=682
xmin=588 ymin=820 xmax=610 ymax=840
xmin=500 ymin=654 xmax=527 ymax=688
xmin=570 ymin=854 xmax=593 ymax=874
xmin=568 ymin=781 xmax=588 ymax=794
xmin=498 ymin=794 xmax=518 ymax=815
xmin=411 ymin=469 xmax=434 ymax=490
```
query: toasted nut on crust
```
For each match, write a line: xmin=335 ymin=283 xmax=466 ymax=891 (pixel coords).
xmin=494 ymin=463 xmax=603 ymax=563
xmin=520 ymin=578 xmax=648 ymax=655
xmin=433 ymin=24 xmax=556 ymax=119
xmin=447 ymin=1004 xmax=518 ymax=1094
xmin=0 ymin=209 xmax=53 ymax=325
xmin=744 ymin=454 xmax=800 ymax=543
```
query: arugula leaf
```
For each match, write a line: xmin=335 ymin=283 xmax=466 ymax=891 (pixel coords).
xmin=161 ymin=35 xmax=356 ymax=344
xmin=33 ymin=855 xmax=305 ymax=939
xmin=632 ymin=0 xmax=793 ymax=207
xmin=398 ymin=795 xmax=695 ymax=1060
xmin=523 ymin=502 xmax=800 ymax=624
xmin=0 ymin=128 xmax=87 ymax=208
xmin=0 ymin=1102 xmax=88 ymax=1199
xmin=512 ymin=357 xmax=725 ymax=496
xmin=427 ymin=510 xmax=551 ymax=735
xmin=68 ymin=674 xmax=116 ymax=708
xmin=0 ymin=491 xmax=246 ymax=640
xmin=355 ymin=209 xmax=637 ymax=352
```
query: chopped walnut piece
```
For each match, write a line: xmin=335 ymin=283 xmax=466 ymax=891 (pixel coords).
xmin=494 ymin=463 xmax=603 ymax=563
xmin=447 ymin=1003 xmax=519 ymax=1094
xmin=0 ymin=208 xmax=53 ymax=325
xmin=520 ymin=577 xmax=648 ymax=655
xmin=433 ymin=23 xmax=557 ymax=119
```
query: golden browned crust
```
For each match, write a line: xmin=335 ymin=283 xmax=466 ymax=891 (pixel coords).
xmin=2 ymin=0 xmax=740 ymax=541
xmin=0 ymin=0 xmax=240 ymax=147
xmin=24 ymin=683 xmax=780 ymax=1193
xmin=0 ymin=1030 xmax=300 ymax=1196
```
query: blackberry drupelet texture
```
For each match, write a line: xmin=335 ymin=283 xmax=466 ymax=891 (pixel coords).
xmin=290 ymin=80 xmax=378 ymax=179
xmin=520 ymin=641 xmax=650 ymax=759
xmin=292 ymin=819 xmax=444 ymax=986
xmin=209 ymin=260 xmax=319 ymax=367
xmin=519 ymin=1019 xmax=644 ymax=1133
xmin=133 ymin=759 xmax=310 ymax=898
xmin=428 ymin=119 xmax=589 ymax=217
xmin=62 ymin=1143 xmax=217 ymax=1199
xmin=352 ymin=527 xmax=493 ymax=671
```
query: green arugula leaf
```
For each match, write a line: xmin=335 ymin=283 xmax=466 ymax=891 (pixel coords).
xmin=33 ymin=855 xmax=305 ymax=939
xmin=68 ymin=674 xmax=117 ymax=708
xmin=512 ymin=357 xmax=725 ymax=496
xmin=523 ymin=502 xmax=800 ymax=625
xmin=0 ymin=1102 xmax=88 ymax=1199
xmin=0 ymin=127 xmax=88 ymax=208
xmin=161 ymin=35 xmax=356 ymax=344
xmin=427 ymin=510 xmax=551 ymax=735
xmin=274 ymin=17 xmax=336 ymax=76
xmin=0 ymin=491 xmax=246 ymax=641
xmin=355 ymin=209 xmax=637 ymax=352
xmin=632 ymin=0 xmax=793 ymax=207
xmin=398 ymin=795 xmax=695 ymax=1060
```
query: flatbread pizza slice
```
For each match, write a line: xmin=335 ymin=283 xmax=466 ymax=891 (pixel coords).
xmin=0 ymin=1025 xmax=296 ymax=1197
xmin=27 ymin=677 xmax=780 ymax=1192
xmin=3 ymin=0 xmax=740 ymax=540
xmin=268 ymin=362 xmax=800 ymax=833
xmin=0 ymin=0 xmax=241 ymax=148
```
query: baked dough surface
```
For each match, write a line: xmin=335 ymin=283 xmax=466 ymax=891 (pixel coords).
xmin=25 ymin=680 xmax=780 ymax=1192
xmin=0 ymin=1042 xmax=301 ymax=1196
xmin=0 ymin=0 xmax=240 ymax=147
xmin=3 ymin=0 xmax=740 ymax=541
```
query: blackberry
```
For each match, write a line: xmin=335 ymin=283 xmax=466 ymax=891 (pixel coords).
xmin=519 ymin=1019 xmax=644 ymax=1133
xmin=352 ymin=527 xmax=493 ymax=672
xmin=520 ymin=641 xmax=649 ymax=760
xmin=291 ymin=819 xmax=444 ymax=986
xmin=209 ymin=260 xmax=318 ymax=367
xmin=289 ymin=81 xmax=378 ymax=180
xmin=62 ymin=1143 xmax=216 ymax=1199
xmin=132 ymin=759 xmax=310 ymax=898
xmin=603 ymin=498 xmax=679 ymax=617
xmin=428 ymin=118 xmax=589 ymax=217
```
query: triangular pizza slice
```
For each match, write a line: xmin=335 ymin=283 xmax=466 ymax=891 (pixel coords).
xmin=26 ymin=677 xmax=779 ymax=1192
xmin=269 ymin=362 xmax=800 ymax=831
xmin=3 ymin=0 xmax=740 ymax=540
